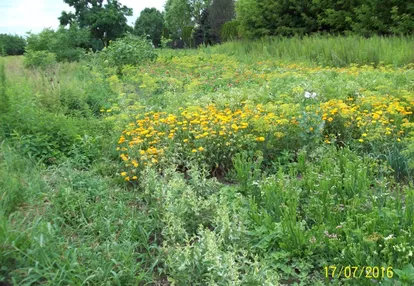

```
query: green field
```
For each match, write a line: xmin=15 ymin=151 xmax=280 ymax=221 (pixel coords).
xmin=1 ymin=36 xmax=414 ymax=285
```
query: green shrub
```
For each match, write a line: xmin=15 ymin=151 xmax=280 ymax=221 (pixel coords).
xmin=25 ymin=26 xmax=89 ymax=62
xmin=23 ymin=50 xmax=57 ymax=69
xmin=182 ymin=26 xmax=194 ymax=48
xmin=221 ymin=20 xmax=240 ymax=42
xmin=0 ymin=34 xmax=26 ymax=56
xmin=9 ymin=112 xmax=80 ymax=163
xmin=100 ymin=34 xmax=157 ymax=73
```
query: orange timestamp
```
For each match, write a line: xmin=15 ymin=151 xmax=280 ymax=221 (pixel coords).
xmin=324 ymin=266 xmax=394 ymax=279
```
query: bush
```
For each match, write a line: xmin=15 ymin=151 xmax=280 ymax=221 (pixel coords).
xmin=100 ymin=34 xmax=157 ymax=73
xmin=25 ymin=26 xmax=89 ymax=62
xmin=0 ymin=34 xmax=26 ymax=56
xmin=182 ymin=26 xmax=194 ymax=48
xmin=221 ymin=20 xmax=240 ymax=42
xmin=23 ymin=50 xmax=57 ymax=69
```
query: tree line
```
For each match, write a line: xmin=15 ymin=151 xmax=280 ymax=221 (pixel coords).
xmin=137 ymin=0 xmax=413 ymax=48
xmin=236 ymin=0 xmax=413 ymax=38
xmin=1 ymin=0 xmax=412 ymax=57
xmin=0 ymin=34 xmax=26 ymax=56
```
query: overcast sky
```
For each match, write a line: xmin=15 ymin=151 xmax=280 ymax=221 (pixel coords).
xmin=0 ymin=0 xmax=166 ymax=36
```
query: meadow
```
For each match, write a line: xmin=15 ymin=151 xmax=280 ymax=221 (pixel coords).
xmin=1 ymin=36 xmax=414 ymax=285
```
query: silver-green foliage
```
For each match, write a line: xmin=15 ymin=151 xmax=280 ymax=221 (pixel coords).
xmin=139 ymin=166 xmax=280 ymax=285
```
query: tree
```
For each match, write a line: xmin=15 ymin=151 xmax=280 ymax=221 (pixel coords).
xmin=59 ymin=0 xmax=132 ymax=48
xmin=352 ymin=0 xmax=413 ymax=36
xmin=193 ymin=9 xmax=216 ymax=46
xmin=235 ymin=0 xmax=263 ymax=38
xmin=312 ymin=0 xmax=360 ymax=34
xmin=208 ymin=0 xmax=235 ymax=42
xmin=235 ymin=0 xmax=413 ymax=38
xmin=0 ymin=34 xmax=26 ymax=56
xmin=134 ymin=8 xmax=164 ymax=47
xmin=189 ymin=0 xmax=212 ymax=24
xmin=208 ymin=0 xmax=235 ymax=33
xmin=25 ymin=25 xmax=90 ymax=62
xmin=164 ymin=0 xmax=193 ymax=39
xmin=220 ymin=20 xmax=239 ymax=41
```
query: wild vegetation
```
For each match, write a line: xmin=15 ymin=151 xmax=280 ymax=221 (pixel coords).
xmin=1 ymin=34 xmax=414 ymax=285
xmin=0 ymin=34 xmax=26 ymax=56
xmin=1 ymin=0 xmax=414 ymax=284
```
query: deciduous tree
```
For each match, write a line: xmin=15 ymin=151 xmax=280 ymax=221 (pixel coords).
xmin=59 ymin=0 xmax=132 ymax=48
xmin=164 ymin=0 xmax=192 ymax=39
xmin=134 ymin=8 xmax=164 ymax=47
xmin=0 ymin=34 xmax=26 ymax=56
xmin=235 ymin=0 xmax=414 ymax=38
xmin=208 ymin=0 xmax=235 ymax=40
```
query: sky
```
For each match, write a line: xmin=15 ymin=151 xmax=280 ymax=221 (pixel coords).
xmin=0 ymin=0 xmax=166 ymax=36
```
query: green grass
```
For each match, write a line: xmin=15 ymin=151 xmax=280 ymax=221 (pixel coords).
xmin=1 ymin=36 xmax=413 ymax=285
xmin=0 ymin=146 xmax=161 ymax=285
xmin=203 ymin=35 xmax=414 ymax=67
xmin=0 ymin=57 xmax=163 ymax=284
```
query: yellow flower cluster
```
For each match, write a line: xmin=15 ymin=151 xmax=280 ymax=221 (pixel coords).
xmin=320 ymin=94 xmax=413 ymax=143
xmin=117 ymin=97 xmax=412 ymax=180
xmin=117 ymin=104 xmax=293 ymax=180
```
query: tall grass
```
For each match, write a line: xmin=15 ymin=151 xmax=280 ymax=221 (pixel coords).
xmin=0 ymin=58 xmax=8 ymax=114
xmin=0 ymin=57 xmax=162 ymax=284
xmin=204 ymin=35 xmax=414 ymax=67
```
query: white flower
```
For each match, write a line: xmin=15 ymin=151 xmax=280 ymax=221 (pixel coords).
xmin=384 ymin=234 xmax=394 ymax=241
xmin=304 ymin=91 xmax=317 ymax=99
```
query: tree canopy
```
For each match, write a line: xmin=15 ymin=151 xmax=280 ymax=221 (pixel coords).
xmin=134 ymin=8 xmax=164 ymax=47
xmin=164 ymin=0 xmax=192 ymax=39
xmin=59 ymin=0 xmax=132 ymax=48
xmin=235 ymin=0 xmax=414 ymax=38
xmin=25 ymin=25 xmax=90 ymax=62
xmin=0 ymin=34 xmax=26 ymax=56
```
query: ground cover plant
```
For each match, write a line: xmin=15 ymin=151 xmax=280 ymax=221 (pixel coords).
xmin=1 ymin=35 xmax=413 ymax=285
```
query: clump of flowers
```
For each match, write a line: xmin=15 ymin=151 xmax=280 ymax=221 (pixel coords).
xmin=117 ymin=94 xmax=413 ymax=181
xmin=320 ymin=94 xmax=413 ymax=145
xmin=117 ymin=103 xmax=302 ymax=180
